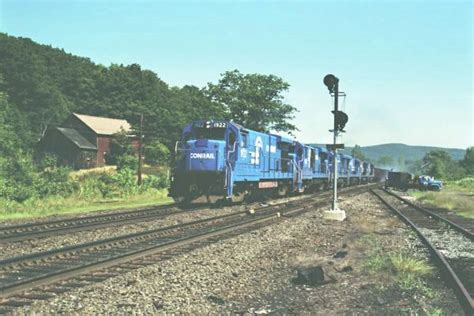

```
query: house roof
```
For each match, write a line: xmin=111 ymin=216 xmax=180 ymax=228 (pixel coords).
xmin=73 ymin=113 xmax=132 ymax=135
xmin=56 ymin=127 xmax=97 ymax=150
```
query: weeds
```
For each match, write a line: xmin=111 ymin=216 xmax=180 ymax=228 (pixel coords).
xmin=363 ymin=235 xmax=438 ymax=301
xmin=390 ymin=253 xmax=433 ymax=276
xmin=0 ymin=189 xmax=172 ymax=220
xmin=409 ymin=177 xmax=474 ymax=218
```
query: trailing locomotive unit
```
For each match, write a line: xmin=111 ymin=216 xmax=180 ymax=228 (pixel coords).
xmin=170 ymin=120 xmax=309 ymax=203
xmin=170 ymin=120 xmax=376 ymax=203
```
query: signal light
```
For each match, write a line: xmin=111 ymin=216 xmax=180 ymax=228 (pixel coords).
xmin=332 ymin=110 xmax=348 ymax=131
xmin=323 ymin=74 xmax=339 ymax=93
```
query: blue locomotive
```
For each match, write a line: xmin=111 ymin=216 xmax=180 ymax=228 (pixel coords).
xmin=169 ymin=120 xmax=375 ymax=203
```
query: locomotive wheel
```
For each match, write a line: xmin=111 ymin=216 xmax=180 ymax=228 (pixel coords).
xmin=277 ymin=184 xmax=289 ymax=197
xmin=173 ymin=196 xmax=191 ymax=205
xmin=231 ymin=191 xmax=247 ymax=203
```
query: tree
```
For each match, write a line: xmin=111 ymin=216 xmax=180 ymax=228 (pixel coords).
xmin=377 ymin=156 xmax=394 ymax=167
xmin=205 ymin=70 xmax=298 ymax=134
xmin=144 ymin=140 xmax=170 ymax=166
xmin=108 ymin=128 xmax=134 ymax=165
xmin=0 ymin=92 xmax=17 ymax=157
xmin=351 ymin=145 xmax=366 ymax=161
xmin=163 ymin=85 xmax=226 ymax=146
xmin=422 ymin=149 xmax=464 ymax=180
xmin=461 ymin=146 xmax=474 ymax=176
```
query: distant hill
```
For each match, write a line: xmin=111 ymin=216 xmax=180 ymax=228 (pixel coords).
xmin=308 ymin=143 xmax=466 ymax=161
xmin=348 ymin=143 xmax=465 ymax=161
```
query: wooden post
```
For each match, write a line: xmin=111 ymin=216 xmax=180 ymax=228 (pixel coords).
xmin=137 ymin=113 xmax=143 ymax=186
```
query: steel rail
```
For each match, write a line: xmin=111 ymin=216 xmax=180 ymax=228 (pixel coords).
xmin=383 ymin=189 xmax=473 ymax=241
xmin=0 ymin=204 xmax=306 ymax=300
xmin=371 ymin=189 xmax=474 ymax=315
xmin=0 ymin=183 xmax=374 ymax=243
xmin=0 ymin=203 xmax=184 ymax=243
xmin=0 ymin=184 xmax=374 ymax=302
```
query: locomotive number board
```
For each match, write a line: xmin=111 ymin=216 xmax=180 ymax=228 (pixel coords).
xmin=194 ymin=121 xmax=227 ymax=129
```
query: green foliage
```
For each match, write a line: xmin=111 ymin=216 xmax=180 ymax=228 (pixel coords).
xmin=142 ymin=174 xmax=169 ymax=190
xmin=144 ymin=140 xmax=170 ymax=165
xmin=461 ymin=146 xmax=474 ymax=176
xmin=0 ymin=33 xmax=225 ymax=152
xmin=108 ymin=128 xmax=134 ymax=164
xmin=390 ymin=253 xmax=433 ymax=276
xmin=0 ymin=153 xmax=37 ymax=202
xmin=0 ymin=90 xmax=25 ymax=156
xmin=409 ymin=179 xmax=473 ymax=218
xmin=351 ymin=145 xmax=366 ymax=161
xmin=39 ymin=153 xmax=59 ymax=170
xmin=206 ymin=69 xmax=298 ymax=134
xmin=377 ymin=155 xmax=394 ymax=167
xmin=116 ymin=154 xmax=138 ymax=171
xmin=78 ymin=175 xmax=107 ymax=199
xmin=111 ymin=168 xmax=138 ymax=196
xmin=422 ymin=149 xmax=465 ymax=180
xmin=34 ymin=167 xmax=76 ymax=198
xmin=454 ymin=177 xmax=474 ymax=189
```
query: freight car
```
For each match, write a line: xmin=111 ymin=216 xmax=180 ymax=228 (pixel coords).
xmin=385 ymin=171 xmax=414 ymax=191
xmin=169 ymin=120 xmax=376 ymax=203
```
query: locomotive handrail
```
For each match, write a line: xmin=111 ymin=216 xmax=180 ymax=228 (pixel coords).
xmin=224 ymin=141 xmax=238 ymax=193
xmin=174 ymin=141 xmax=181 ymax=154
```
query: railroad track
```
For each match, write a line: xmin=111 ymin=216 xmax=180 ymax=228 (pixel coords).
xmin=0 ymin=184 xmax=374 ymax=311
xmin=0 ymin=203 xmax=205 ymax=243
xmin=371 ymin=188 xmax=474 ymax=315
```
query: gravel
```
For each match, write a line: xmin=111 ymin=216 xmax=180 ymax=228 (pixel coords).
xmin=12 ymin=192 xmax=463 ymax=314
xmin=0 ymin=195 xmax=306 ymax=260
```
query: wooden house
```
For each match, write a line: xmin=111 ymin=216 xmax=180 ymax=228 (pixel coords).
xmin=39 ymin=113 xmax=138 ymax=169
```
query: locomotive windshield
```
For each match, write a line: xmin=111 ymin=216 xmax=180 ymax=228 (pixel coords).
xmin=193 ymin=127 xmax=226 ymax=140
xmin=187 ymin=121 xmax=227 ymax=140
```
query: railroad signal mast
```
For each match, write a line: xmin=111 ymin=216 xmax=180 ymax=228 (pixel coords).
xmin=323 ymin=74 xmax=348 ymax=221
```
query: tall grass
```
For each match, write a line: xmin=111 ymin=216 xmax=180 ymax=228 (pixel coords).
xmin=409 ymin=177 xmax=474 ymax=218
xmin=0 ymin=189 xmax=172 ymax=220
xmin=363 ymin=236 xmax=436 ymax=300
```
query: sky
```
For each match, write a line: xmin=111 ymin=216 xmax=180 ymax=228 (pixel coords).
xmin=0 ymin=0 xmax=472 ymax=149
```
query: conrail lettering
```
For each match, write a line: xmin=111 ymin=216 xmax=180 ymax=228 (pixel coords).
xmin=190 ymin=152 xmax=215 ymax=159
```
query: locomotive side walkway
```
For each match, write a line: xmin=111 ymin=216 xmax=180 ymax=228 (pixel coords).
xmin=11 ymin=191 xmax=462 ymax=314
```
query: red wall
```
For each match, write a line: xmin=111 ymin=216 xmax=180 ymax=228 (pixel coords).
xmin=96 ymin=136 xmax=112 ymax=166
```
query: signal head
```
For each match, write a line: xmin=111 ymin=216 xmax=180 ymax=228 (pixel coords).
xmin=323 ymin=74 xmax=339 ymax=93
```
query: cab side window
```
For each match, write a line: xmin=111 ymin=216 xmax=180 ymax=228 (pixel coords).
xmin=228 ymin=131 xmax=236 ymax=148
xmin=241 ymin=133 xmax=247 ymax=147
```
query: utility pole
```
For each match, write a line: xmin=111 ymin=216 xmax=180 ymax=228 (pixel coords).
xmin=323 ymin=74 xmax=348 ymax=221
xmin=137 ymin=113 xmax=143 ymax=186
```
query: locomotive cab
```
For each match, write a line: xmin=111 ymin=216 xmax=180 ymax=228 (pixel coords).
xmin=170 ymin=120 xmax=241 ymax=203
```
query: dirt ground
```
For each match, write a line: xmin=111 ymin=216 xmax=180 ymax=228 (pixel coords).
xmin=13 ymin=192 xmax=463 ymax=314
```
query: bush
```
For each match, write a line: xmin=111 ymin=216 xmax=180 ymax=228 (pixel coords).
xmin=142 ymin=174 xmax=169 ymax=190
xmin=454 ymin=177 xmax=474 ymax=189
xmin=34 ymin=167 xmax=76 ymax=198
xmin=116 ymin=155 xmax=138 ymax=171
xmin=111 ymin=168 xmax=138 ymax=196
xmin=1 ymin=182 xmax=35 ymax=202
xmin=0 ymin=153 xmax=37 ymax=202
xmin=78 ymin=176 xmax=105 ymax=199
xmin=144 ymin=140 xmax=170 ymax=166
xmin=39 ymin=153 xmax=59 ymax=170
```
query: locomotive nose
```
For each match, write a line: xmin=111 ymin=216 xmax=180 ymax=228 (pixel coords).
xmin=186 ymin=139 xmax=226 ymax=172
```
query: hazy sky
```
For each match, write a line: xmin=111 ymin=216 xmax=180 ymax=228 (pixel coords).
xmin=1 ymin=0 xmax=472 ymax=148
